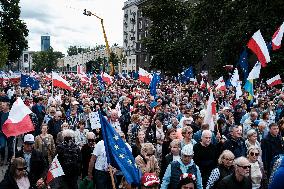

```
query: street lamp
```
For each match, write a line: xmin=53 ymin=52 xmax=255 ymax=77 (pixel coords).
xmin=83 ymin=9 xmax=114 ymax=75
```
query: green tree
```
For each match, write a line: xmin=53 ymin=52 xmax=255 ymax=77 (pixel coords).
xmin=109 ymin=52 xmax=120 ymax=66
xmin=141 ymin=0 xmax=191 ymax=75
xmin=0 ymin=37 xmax=9 ymax=68
xmin=32 ymin=47 xmax=64 ymax=72
xmin=0 ymin=0 xmax=29 ymax=65
xmin=187 ymin=0 xmax=284 ymax=78
xmin=67 ymin=46 xmax=78 ymax=56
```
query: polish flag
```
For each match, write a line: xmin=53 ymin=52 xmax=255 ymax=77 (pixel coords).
xmin=52 ymin=72 xmax=72 ymax=90
xmin=272 ymin=22 xmax=284 ymax=50
xmin=46 ymin=155 xmax=65 ymax=184
xmin=207 ymin=82 xmax=211 ymax=92
xmin=204 ymin=91 xmax=216 ymax=131
xmin=266 ymin=74 xmax=282 ymax=87
xmin=79 ymin=72 xmax=89 ymax=83
xmin=190 ymin=77 xmax=198 ymax=85
xmin=247 ymin=30 xmax=271 ymax=67
xmin=2 ymin=98 xmax=34 ymax=137
xmin=77 ymin=65 xmax=84 ymax=74
xmin=101 ymin=72 xmax=113 ymax=85
xmin=139 ymin=68 xmax=152 ymax=85
xmin=214 ymin=76 xmax=226 ymax=91
xmin=200 ymin=78 xmax=206 ymax=89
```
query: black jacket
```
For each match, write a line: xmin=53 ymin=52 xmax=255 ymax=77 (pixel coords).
xmin=0 ymin=173 xmax=20 ymax=189
xmin=261 ymin=133 xmax=284 ymax=173
xmin=217 ymin=173 xmax=252 ymax=189
xmin=222 ymin=137 xmax=247 ymax=158
xmin=15 ymin=149 xmax=48 ymax=187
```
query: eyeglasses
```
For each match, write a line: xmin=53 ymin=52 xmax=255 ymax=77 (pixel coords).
xmin=237 ymin=164 xmax=251 ymax=169
xmin=17 ymin=167 xmax=27 ymax=171
xmin=88 ymin=139 xmax=95 ymax=142
xmin=186 ymin=131 xmax=193 ymax=134
xmin=249 ymin=152 xmax=259 ymax=157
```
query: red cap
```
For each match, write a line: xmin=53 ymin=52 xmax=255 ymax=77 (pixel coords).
xmin=141 ymin=173 xmax=160 ymax=187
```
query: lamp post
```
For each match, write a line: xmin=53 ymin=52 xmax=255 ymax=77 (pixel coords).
xmin=83 ymin=9 xmax=114 ymax=75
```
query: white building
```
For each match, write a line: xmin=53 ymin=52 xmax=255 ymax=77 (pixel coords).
xmin=122 ymin=0 xmax=139 ymax=74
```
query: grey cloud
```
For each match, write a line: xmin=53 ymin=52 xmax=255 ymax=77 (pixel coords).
xmin=21 ymin=6 xmax=55 ymax=23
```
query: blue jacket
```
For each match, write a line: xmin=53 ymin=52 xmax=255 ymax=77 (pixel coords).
xmin=160 ymin=159 xmax=202 ymax=189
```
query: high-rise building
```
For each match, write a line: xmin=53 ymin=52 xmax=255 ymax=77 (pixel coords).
xmin=41 ymin=36 xmax=50 ymax=51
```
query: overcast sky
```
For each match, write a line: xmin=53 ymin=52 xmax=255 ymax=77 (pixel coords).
xmin=20 ymin=0 xmax=125 ymax=55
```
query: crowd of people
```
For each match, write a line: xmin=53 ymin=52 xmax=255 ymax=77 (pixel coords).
xmin=0 ymin=72 xmax=284 ymax=189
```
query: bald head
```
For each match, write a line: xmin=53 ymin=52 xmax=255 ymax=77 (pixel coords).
xmin=201 ymin=130 xmax=212 ymax=147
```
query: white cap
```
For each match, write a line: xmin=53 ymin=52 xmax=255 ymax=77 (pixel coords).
xmin=222 ymin=107 xmax=231 ymax=111
xmin=71 ymin=100 xmax=79 ymax=105
xmin=181 ymin=144 xmax=194 ymax=156
xmin=24 ymin=134 xmax=35 ymax=144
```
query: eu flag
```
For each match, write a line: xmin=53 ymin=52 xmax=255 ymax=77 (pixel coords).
xmin=100 ymin=113 xmax=142 ymax=185
xmin=20 ymin=74 xmax=40 ymax=90
xmin=96 ymin=74 xmax=105 ymax=91
xmin=179 ymin=66 xmax=194 ymax=83
xmin=149 ymin=73 xmax=160 ymax=96
xmin=237 ymin=50 xmax=249 ymax=81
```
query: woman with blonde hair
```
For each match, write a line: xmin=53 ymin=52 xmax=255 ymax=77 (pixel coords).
xmin=135 ymin=143 xmax=160 ymax=176
xmin=206 ymin=150 xmax=235 ymax=189
xmin=180 ymin=126 xmax=197 ymax=148
xmin=34 ymin=124 xmax=56 ymax=164
xmin=247 ymin=146 xmax=263 ymax=189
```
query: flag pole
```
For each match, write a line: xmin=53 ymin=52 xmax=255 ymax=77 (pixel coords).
xmin=108 ymin=165 xmax=116 ymax=189
xmin=51 ymin=72 xmax=54 ymax=97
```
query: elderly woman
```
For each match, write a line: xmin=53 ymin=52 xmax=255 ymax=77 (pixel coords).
xmin=247 ymin=146 xmax=263 ymax=189
xmin=56 ymin=122 xmax=70 ymax=144
xmin=81 ymin=132 xmax=96 ymax=178
xmin=206 ymin=150 xmax=235 ymax=189
xmin=0 ymin=157 xmax=41 ymax=189
xmin=74 ymin=121 xmax=89 ymax=148
xmin=180 ymin=126 xmax=197 ymax=148
xmin=135 ymin=143 xmax=160 ymax=176
xmin=34 ymin=124 xmax=56 ymax=164
xmin=245 ymin=129 xmax=261 ymax=149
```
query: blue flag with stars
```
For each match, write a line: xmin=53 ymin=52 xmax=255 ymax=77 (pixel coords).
xmin=179 ymin=66 xmax=194 ymax=83
xmin=96 ymin=74 xmax=105 ymax=91
xmin=149 ymin=73 xmax=160 ymax=96
xmin=237 ymin=49 xmax=249 ymax=82
xmin=99 ymin=113 xmax=142 ymax=186
xmin=20 ymin=74 xmax=40 ymax=90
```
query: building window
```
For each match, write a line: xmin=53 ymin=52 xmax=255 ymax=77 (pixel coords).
xmin=139 ymin=21 xmax=142 ymax=29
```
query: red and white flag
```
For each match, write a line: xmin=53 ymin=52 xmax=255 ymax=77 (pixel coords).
xmin=52 ymin=72 xmax=72 ymax=91
xmin=266 ymin=74 xmax=282 ymax=87
xmin=139 ymin=68 xmax=152 ymax=85
xmin=204 ymin=91 xmax=216 ymax=131
xmin=2 ymin=97 xmax=34 ymax=137
xmin=247 ymin=30 xmax=271 ymax=67
xmin=101 ymin=72 xmax=113 ymax=85
xmin=79 ymin=72 xmax=89 ymax=83
xmin=77 ymin=65 xmax=84 ymax=74
xmin=200 ymin=78 xmax=206 ymax=89
xmin=46 ymin=155 xmax=65 ymax=184
xmin=272 ymin=22 xmax=284 ymax=50
xmin=214 ymin=76 xmax=226 ymax=91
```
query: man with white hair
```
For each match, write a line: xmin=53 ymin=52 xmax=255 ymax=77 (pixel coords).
xmin=193 ymin=130 xmax=218 ymax=187
xmin=161 ymin=144 xmax=203 ymax=189
xmin=109 ymin=109 xmax=121 ymax=132
xmin=217 ymin=157 xmax=252 ymax=189
xmin=56 ymin=129 xmax=81 ymax=189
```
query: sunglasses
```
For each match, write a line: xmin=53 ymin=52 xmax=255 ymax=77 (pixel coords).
xmin=88 ymin=139 xmax=95 ymax=142
xmin=17 ymin=167 xmax=27 ymax=171
xmin=186 ymin=131 xmax=193 ymax=134
xmin=237 ymin=164 xmax=251 ymax=169
xmin=250 ymin=152 xmax=259 ymax=157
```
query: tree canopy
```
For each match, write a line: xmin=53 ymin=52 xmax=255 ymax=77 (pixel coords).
xmin=32 ymin=47 xmax=64 ymax=72
xmin=142 ymin=0 xmax=284 ymax=78
xmin=0 ymin=0 xmax=29 ymax=65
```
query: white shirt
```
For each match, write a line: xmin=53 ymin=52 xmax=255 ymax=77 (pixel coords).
xmin=92 ymin=140 xmax=108 ymax=171
xmin=16 ymin=176 xmax=30 ymax=189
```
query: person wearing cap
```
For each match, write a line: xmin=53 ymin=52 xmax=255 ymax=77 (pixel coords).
xmin=15 ymin=134 xmax=47 ymax=188
xmin=141 ymin=173 xmax=160 ymax=189
xmin=160 ymin=144 xmax=202 ymax=189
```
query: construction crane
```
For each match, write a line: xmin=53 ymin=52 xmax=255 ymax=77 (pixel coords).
xmin=83 ymin=9 xmax=114 ymax=76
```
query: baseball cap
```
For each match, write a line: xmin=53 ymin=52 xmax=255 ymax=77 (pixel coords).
xmin=141 ymin=173 xmax=160 ymax=187
xmin=24 ymin=134 xmax=35 ymax=144
xmin=181 ymin=144 xmax=194 ymax=156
